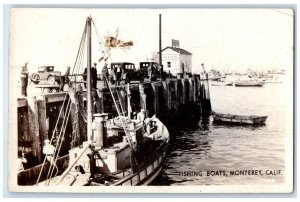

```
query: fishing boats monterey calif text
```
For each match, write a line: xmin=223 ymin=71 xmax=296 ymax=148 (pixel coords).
xmin=35 ymin=16 xmax=170 ymax=186
xmin=212 ymin=112 xmax=268 ymax=125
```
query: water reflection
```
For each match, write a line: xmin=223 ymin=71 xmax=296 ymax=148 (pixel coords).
xmin=153 ymin=115 xmax=212 ymax=185
xmin=198 ymin=114 xmax=211 ymax=131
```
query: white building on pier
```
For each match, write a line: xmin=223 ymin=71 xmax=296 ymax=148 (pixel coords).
xmin=160 ymin=41 xmax=192 ymax=76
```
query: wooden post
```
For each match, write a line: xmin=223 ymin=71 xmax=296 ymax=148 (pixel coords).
xmin=205 ymin=73 xmax=211 ymax=100
xmin=151 ymin=83 xmax=157 ymax=116
xmin=163 ymin=81 xmax=170 ymax=112
xmin=192 ymin=76 xmax=197 ymax=102
xmin=27 ymin=96 xmax=42 ymax=163
xmin=188 ymin=78 xmax=193 ymax=102
xmin=18 ymin=107 xmax=31 ymax=154
xmin=170 ymin=81 xmax=175 ymax=112
xmin=37 ymin=97 xmax=48 ymax=150
xmin=174 ymin=80 xmax=178 ymax=112
xmin=23 ymin=110 xmax=30 ymax=145
xmin=181 ymin=79 xmax=185 ymax=104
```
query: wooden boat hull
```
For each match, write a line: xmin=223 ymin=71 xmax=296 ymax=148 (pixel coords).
xmin=112 ymin=143 xmax=168 ymax=186
xmin=212 ymin=112 xmax=267 ymax=125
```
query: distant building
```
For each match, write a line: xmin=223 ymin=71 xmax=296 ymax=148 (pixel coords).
xmin=160 ymin=46 xmax=192 ymax=76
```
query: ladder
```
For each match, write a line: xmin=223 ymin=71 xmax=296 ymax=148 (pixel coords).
xmin=115 ymin=91 xmax=126 ymax=116
xmin=104 ymin=76 xmax=136 ymax=151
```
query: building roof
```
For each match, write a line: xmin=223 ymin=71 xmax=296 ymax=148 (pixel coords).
xmin=161 ymin=46 xmax=192 ymax=55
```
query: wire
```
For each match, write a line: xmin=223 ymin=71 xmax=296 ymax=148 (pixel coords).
xmin=91 ymin=19 xmax=114 ymax=64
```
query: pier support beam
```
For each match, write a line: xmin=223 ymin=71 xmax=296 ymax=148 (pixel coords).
xmin=162 ymin=81 xmax=171 ymax=113
xmin=27 ymin=96 xmax=42 ymax=164
xmin=151 ymin=83 xmax=158 ymax=116
xmin=174 ymin=80 xmax=178 ymax=113
xmin=188 ymin=78 xmax=194 ymax=102
xmin=37 ymin=97 xmax=47 ymax=150
xmin=181 ymin=79 xmax=185 ymax=105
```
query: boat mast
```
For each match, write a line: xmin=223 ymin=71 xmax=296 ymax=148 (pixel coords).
xmin=159 ymin=14 xmax=162 ymax=66
xmin=87 ymin=16 xmax=93 ymax=141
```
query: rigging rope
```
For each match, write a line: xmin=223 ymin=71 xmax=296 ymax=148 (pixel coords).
xmin=46 ymin=98 xmax=73 ymax=185
xmin=91 ymin=19 xmax=114 ymax=64
xmin=35 ymin=94 xmax=70 ymax=185
xmin=36 ymin=20 xmax=89 ymax=185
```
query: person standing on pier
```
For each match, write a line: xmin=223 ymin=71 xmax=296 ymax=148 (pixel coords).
xmin=91 ymin=62 xmax=98 ymax=89
xmin=59 ymin=66 xmax=71 ymax=91
xmin=115 ymin=64 xmax=122 ymax=85
xmin=102 ymin=63 xmax=109 ymax=88
xmin=20 ymin=61 xmax=29 ymax=97
xmin=43 ymin=140 xmax=58 ymax=175
xmin=201 ymin=63 xmax=206 ymax=73
xmin=64 ymin=66 xmax=71 ymax=85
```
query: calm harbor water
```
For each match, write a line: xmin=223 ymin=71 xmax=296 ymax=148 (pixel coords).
xmin=155 ymin=79 xmax=293 ymax=186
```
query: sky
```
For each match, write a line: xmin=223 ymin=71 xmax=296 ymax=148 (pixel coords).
xmin=9 ymin=8 xmax=294 ymax=74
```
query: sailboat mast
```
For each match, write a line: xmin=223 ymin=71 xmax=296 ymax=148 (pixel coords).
xmin=87 ymin=16 xmax=93 ymax=141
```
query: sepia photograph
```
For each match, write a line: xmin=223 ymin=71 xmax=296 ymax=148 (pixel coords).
xmin=7 ymin=7 xmax=294 ymax=193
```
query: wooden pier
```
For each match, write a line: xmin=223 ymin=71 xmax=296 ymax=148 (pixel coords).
xmin=17 ymin=73 xmax=211 ymax=178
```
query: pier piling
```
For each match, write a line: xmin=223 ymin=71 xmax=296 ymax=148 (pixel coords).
xmin=27 ymin=96 xmax=42 ymax=164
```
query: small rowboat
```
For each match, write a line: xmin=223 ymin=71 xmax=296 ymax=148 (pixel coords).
xmin=235 ymin=80 xmax=265 ymax=87
xmin=211 ymin=81 xmax=233 ymax=86
xmin=212 ymin=112 xmax=267 ymax=125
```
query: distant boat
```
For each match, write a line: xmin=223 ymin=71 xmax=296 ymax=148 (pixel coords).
xmin=211 ymin=81 xmax=233 ymax=86
xmin=235 ymin=80 xmax=265 ymax=87
xmin=208 ymin=70 xmax=222 ymax=81
xmin=208 ymin=75 xmax=221 ymax=81
xmin=212 ymin=112 xmax=268 ymax=125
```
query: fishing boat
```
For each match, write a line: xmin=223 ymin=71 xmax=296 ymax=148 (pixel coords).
xmin=208 ymin=72 xmax=221 ymax=81
xmin=212 ymin=112 xmax=267 ymax=125
xmin=35 ymin=16 xmax=170 ymax=186
xmin=235 ymin=80 xmax=265 ymax=87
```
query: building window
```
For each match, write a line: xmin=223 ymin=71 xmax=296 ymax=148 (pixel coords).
xmin=167 ymin=62 xmax=171 ymax=67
